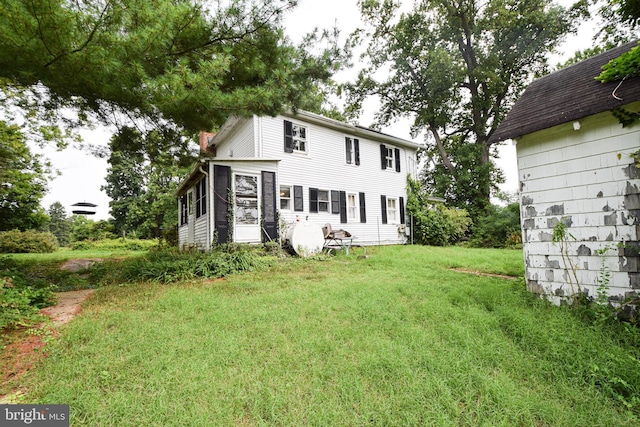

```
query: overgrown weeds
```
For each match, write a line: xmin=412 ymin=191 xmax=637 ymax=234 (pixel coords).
xmin=90 ymin=245 xmax=273 ymax=285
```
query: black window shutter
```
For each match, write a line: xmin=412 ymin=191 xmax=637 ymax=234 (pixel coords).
xmin=339 ymin=191 xmax=347 ymax=224
xmin=309 ymin=188 xmax=318 ymax=213
xmin=213 ymin=165 xmax=231 ymax=244
xmin=380 ymin=144 xmax=387 ymax=170
xmin=381 ymin=195 xmax=387 ymax=224
xmin=395 ymin=148 xmax=401 ymax=172
xmin=399 ymin=196 xmax=405 ymax=224
xmin=284 ymin=120 xmax=293 ymax=153
xmin=354 ymin=139 xmax=360 ymax=166
xmin=293 ymin=185 xmax=304 ymax=212
xmin=345 ymin=137 xmax=352 ymax=164
xmin=331 ymin=190 xmax=340 ymax=214
xmin=359 ymin=192 xmax=366 ymax=223
xmin=261 ymin=171 xmax=278 ymax=242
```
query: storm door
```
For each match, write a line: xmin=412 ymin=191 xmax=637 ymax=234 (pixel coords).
xmin=234 ymin=174 xmax=260 ymax=242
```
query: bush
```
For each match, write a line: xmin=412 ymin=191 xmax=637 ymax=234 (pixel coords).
xmin=0 ymin=258 xmax=56 ymax=330
xmin=406 ymin=176 xmax=471 ymax=246
xmin=468 ymin=203 xmax=521 ymax=248
xmin=413 ymin=205 xmax=471 ymax=246
xmin=0 ymin=229 xmax=59 ymax=253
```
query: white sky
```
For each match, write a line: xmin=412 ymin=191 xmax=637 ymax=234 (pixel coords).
xmin=37 ymin=0 xmax=595 ymax=220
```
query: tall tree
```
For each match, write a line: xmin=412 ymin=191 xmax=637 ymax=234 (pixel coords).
xmin=0 ymin=0 xmax=345 ymax=146
xmin=47 ymin=201 xmax=72 ymax=246
xmin=346 ymin=0 xmax=582 ymax=219
xmin=0 ymin=120 xmax=51 ymax=231
xmin=102 ymin=127 xmax=198 ymax=239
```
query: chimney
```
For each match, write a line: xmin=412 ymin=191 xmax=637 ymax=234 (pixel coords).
xmin=199 ymin=131 xmax=216 ymax=156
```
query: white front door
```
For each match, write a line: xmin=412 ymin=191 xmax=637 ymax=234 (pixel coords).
xmin=234 ymin=174 xmax=261 ymax=242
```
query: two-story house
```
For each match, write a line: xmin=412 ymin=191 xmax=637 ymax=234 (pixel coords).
xmin=177 ymin=110 xmax=422 ymax=250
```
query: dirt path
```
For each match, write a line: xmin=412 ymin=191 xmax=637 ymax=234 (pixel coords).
xmin=1 ymin=273 xmax=96 ymax=403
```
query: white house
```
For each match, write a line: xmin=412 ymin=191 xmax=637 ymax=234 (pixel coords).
xmin=490 ymin=42 xmax=640 ymax=308
xmin=177 ymin=110 xmax=421 ymax=249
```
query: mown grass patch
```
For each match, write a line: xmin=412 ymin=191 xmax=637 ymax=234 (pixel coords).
xmin=13 ymin=246 xmax=640 ymax=425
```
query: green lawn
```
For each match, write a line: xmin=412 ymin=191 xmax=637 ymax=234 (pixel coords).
xmin=12 ymin=246 xmax=640 ymax=425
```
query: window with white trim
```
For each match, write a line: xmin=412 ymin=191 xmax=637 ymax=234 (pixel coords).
xmin=318 ymin=189 xmax=330 ymax=213
xmin=280 ymin=185 xmax=292 ymax=211
xmin=345 ymin=137 xmax=360 ymax=165
xmin=347 ymin=193 xmax=358 ymax=222
xmin=385 ymin=148 xmax=395 ymax=169
xmin=284 ymin=120 xmax=308 ymax=154
xmin=387 ymin=197 xmax=398 ymax=223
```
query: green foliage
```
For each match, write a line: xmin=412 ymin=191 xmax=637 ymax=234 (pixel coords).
xmin=406 ymin=176 xmax=471 ymax=246
xmin=347 ymin=0 xmax=580 ymax=219
xmin=597 ymin=41 xmax=640 ymax=83
xmin=0 ymin=0 xmax=345 ymax=147
xmin=0 ymin=120 xmax=52 ymax=231
xmin=468 ymin=203 xmax=522 ymax=248
xmin=70 ymin=216 xmax=116 ymax=242
xmin=47 ymin=202 xmax=71 ymax=246
xmin=0 ymin=229 xmax=58 ymax=253
xmin=0 ymin=258 xmax=55 ymax=330
xmin=102 ymin=126 xmax=197 ymax=239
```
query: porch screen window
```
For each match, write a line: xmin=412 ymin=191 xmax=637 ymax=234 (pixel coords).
xmin=284 ymin=120 xmax=308 ymax=153
xmin=195 ymin=178 xmax=207 ymax=218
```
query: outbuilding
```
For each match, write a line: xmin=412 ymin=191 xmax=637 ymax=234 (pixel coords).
xmin=490 ymin=42 xmax=640 ymax=307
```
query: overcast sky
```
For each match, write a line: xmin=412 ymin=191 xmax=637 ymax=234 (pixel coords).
xmin=37 ymin=0 xmax=596 ymax=220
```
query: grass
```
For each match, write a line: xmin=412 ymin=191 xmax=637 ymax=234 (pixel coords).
xmin=8 ymin=245 xmax=640 ymax=425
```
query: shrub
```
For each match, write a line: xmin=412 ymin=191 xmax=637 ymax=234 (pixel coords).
xmin=0 ymin=258 xmax=56 ymax=330
xmin=406 ymin=176 xmax=471 ymax=246
xmin=412 ymin=205 xmax=471 ymax=246
xmin=468 ymin=203 xmax=521 ymax=248
xmin=0 ymin=229 xmax=59 ymax=253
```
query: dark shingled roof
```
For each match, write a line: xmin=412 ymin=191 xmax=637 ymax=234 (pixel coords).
xmin=488 ymin=41 xmax=640 ymax=144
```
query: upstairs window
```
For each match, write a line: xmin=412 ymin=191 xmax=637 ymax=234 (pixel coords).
xmin=284 ymin=120 xmax=308 ymax=153
xmin=380 ymin=144 xmax=401 ymax=172
xmin=345 ymin=137 xmax=360 ymax=165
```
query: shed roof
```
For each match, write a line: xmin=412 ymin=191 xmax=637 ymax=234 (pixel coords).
xmin=488 ymin=41 xmax=640 ymax=144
